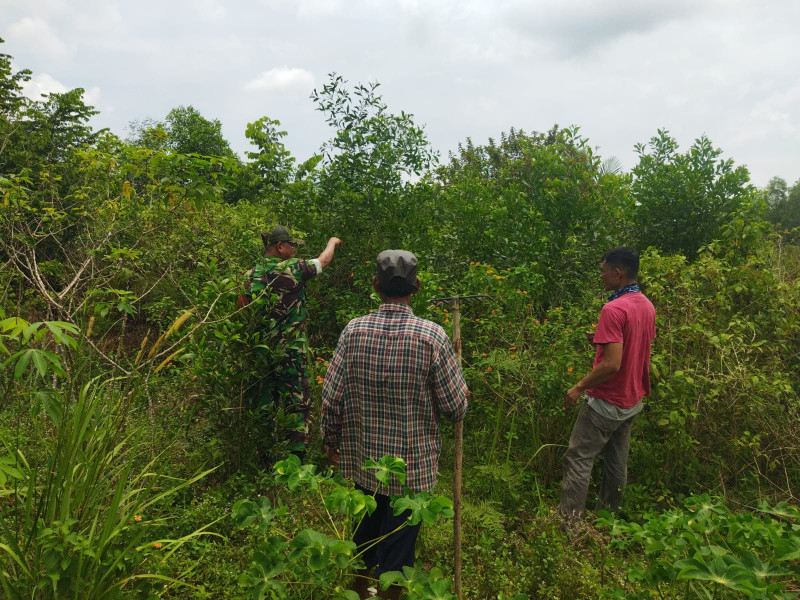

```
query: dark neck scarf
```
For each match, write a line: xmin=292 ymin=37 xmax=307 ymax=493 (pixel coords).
xmin=608 ymin=282 xmax=640 ymax=301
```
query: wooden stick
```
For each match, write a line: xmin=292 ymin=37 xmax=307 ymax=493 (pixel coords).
xmin=429 ymin=293 xmax=487 ymax=600
xmin=452 ymin=297 xmax=463 ymax=600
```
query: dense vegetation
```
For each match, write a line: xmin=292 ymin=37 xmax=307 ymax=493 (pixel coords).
xmin=2 ymin=40 xmax=800 ymax=599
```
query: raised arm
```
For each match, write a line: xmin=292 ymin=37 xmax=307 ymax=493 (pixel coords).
xmin=316 ymin=237 xmax=342 ymax=270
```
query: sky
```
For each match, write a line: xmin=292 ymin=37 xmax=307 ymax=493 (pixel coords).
xmin=2 ymin=0 xmax=799 ymax=188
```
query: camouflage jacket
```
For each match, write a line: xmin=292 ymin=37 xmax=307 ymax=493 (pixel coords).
xmin=243 ymin=257 xmax=321 ymax=347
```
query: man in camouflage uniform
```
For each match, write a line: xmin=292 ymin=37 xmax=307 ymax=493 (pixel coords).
xmin=243 ymin=225 xmax=341 ymax=460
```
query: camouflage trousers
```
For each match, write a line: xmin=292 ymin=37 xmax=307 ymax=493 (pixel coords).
xmin=256 ymin=347 xmax=311 ymax=455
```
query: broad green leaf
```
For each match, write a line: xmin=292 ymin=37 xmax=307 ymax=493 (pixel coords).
xmin=42 ymin=351 xmax=66 ymax=377
xmin=379 ymin=570 xmax=406 ymax=590
xmin=274 ymin=454 xmax=323 ymax=491
xmin=738 ymin=550 xmax=791 ymax=579
xmin=31 ymin=350 xmax=47 ymax=377
xmin=757 ymin=500 xmax=800 ymax=521
xmin=232 ymin=497 xmax=280 ymax=528
xmin=24 ymin=322 xmax=43 ymax=344
xmin=675 ymin=555 xmax=762 ymax=594
xmin=324 ymin=486 xmax=377 ymax=519
xmin=363 ymin=455 xmax=407 ymax=487
xmin=307 ymin=548 xmax=330 ymax=571
xmin=44 ymin=321 xmax=79 ymax=348
xmin=772 ymin=536 xmax=800 ymax=562
xmin=14 ymin=349 xmax=32 ymax=380
xmin=1 ymin=317 xmax=29 ymax=338
xmin=391 ymin=490 xmax=453 ymax=526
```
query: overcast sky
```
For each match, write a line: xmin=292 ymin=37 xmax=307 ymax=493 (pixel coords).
xmin=3 ymin=0 xmax=798 ymax=187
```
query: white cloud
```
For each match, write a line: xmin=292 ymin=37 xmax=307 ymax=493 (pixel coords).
xmin=7 ymin=17 xmax=75 ymax=60
xmin=18 ymin=71 xmax=105 ymax=113
xmin=196 ymin=0 xmax=227 ymax=23
xmin=295 ymin=0 xmax=345 ymax=19
xmin=243 ymin=67 xmax=315 ymax=93
xmin=82 ymin=86 xmax=102 ymax=108
xmin=739 ymin=84 xmax=800 ymax=140
xmin=21 ymin=72 xmax=68 ymax=100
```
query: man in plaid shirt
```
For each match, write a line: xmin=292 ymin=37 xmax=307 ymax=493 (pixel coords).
xmin=321 ymin=249 xmax=468 ymax=599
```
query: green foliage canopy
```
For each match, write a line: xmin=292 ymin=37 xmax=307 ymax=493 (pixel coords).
xmin=631 ymin=129 xmax=758 ymax=258
xmin=765 ymin=176 xmax=800 ymax=231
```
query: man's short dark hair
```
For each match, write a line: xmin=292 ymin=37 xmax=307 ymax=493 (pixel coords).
xmin=603 ymin=247 xmax=639 ymax=279
xmin=377 ymin=276 xmax=418 ymax=298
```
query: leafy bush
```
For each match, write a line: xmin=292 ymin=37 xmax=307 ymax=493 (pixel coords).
xmin=234 ymin=455 xmax=460 ymax=600
xmin=0 ymin=317 xmax=216 ymax=599
xmin=599 ymin=494 xmax=800 ymax=599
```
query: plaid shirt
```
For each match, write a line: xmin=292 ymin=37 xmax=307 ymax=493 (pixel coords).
xmin=321 ymin=303 xmax=468 ymax=495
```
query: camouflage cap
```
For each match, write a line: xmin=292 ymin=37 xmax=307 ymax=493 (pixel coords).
xmin=376 ymin=250 xmax=418 ymax=286
xmin=262 ymin=225 xmax=305 ymax=246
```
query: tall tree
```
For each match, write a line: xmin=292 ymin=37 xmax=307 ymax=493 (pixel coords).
xmin=312 ymin=74 xmax=436 ymax=199
xmin=435 ymin=126 xmax=632 ymax=302
xmin=765 ymin=176 xmax=788 ymax=208
xmin=0 ymin=38 xmax=30 ymax=124
xmin=294 ymin=74 xmax=437 ymax=251
xmin=786 ymin=181 xmax=800 ymax=231
xmin=631 ymin=130 xmax=756 ymax=258
xmin=1 ymin=39 xmax=97 ymax=177
xmin=128 ymin=105 xmax=234 ymax=158
xmin=244 ymin=116 xmax=295 ymax=190
xmin=765 ymin=176 xmax=800 ymax=231
xmin=164 ymin=105 xmax=234 ymax=157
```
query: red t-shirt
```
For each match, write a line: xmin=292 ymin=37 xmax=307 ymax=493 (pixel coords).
xmin=588 ymin=292 xmax=656 ymax=409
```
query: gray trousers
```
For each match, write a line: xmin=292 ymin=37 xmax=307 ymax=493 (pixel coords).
xmin=559 ymin=403 xmax=634 ymax=519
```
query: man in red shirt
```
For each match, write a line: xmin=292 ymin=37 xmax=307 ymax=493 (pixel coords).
xmin=560 ymin=247 xmax=656 ymax=522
